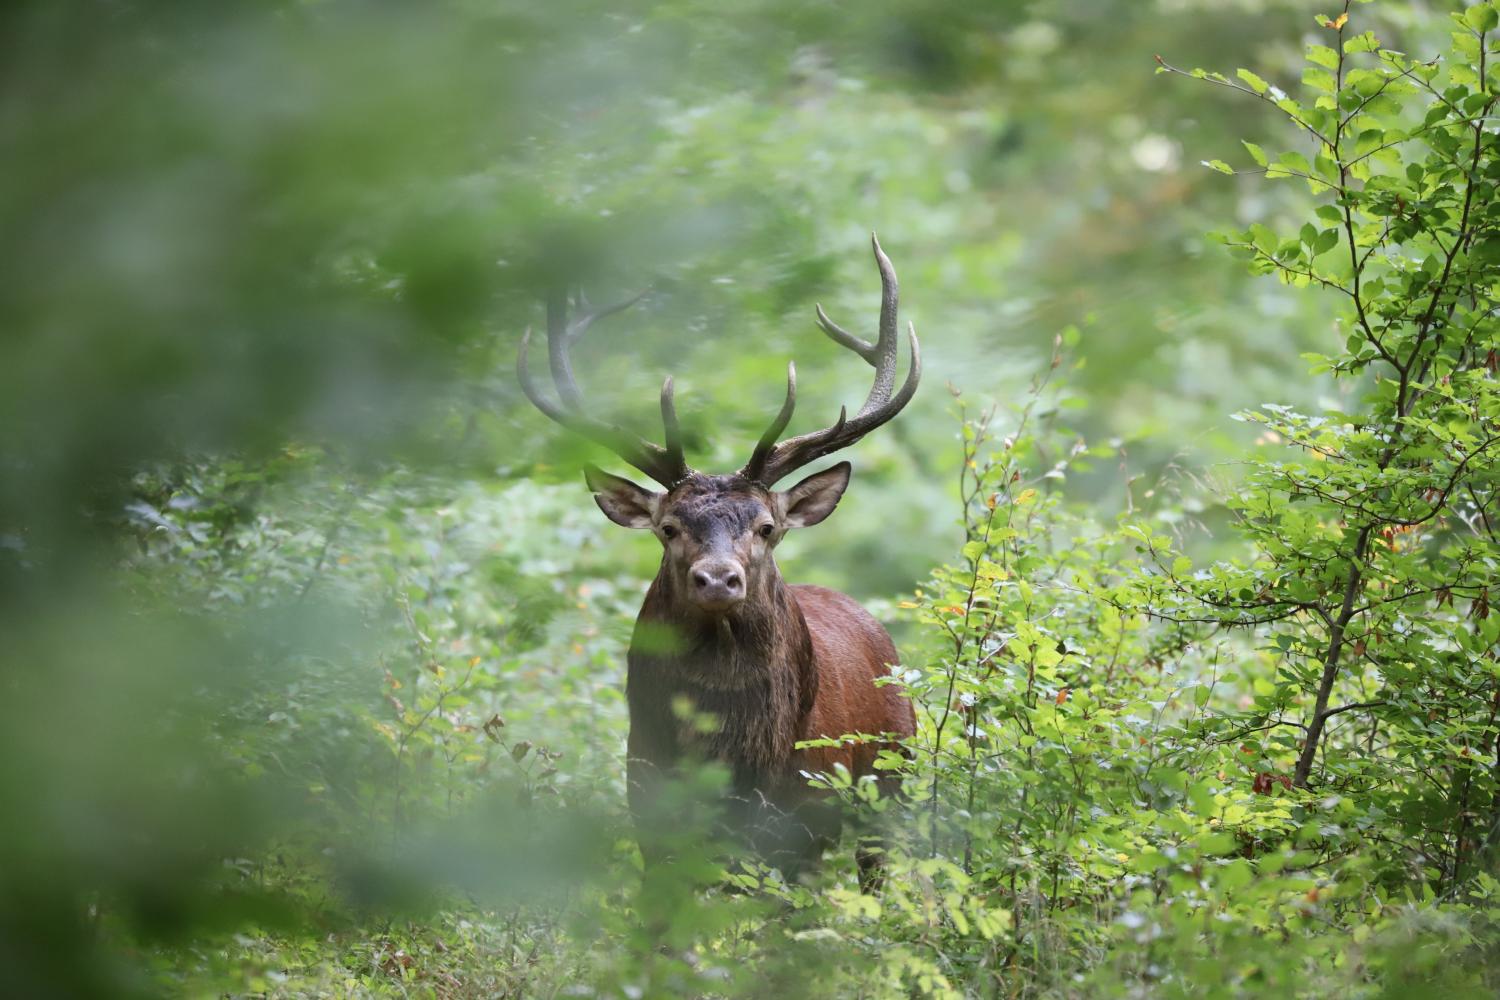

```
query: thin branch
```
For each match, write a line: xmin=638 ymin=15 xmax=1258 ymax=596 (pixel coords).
xmin=1319 ymin=700 xmax=1386 ymax=722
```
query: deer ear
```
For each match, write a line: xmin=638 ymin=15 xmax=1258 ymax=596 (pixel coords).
xmin=584 ymin=465 xmax=660 ymax=529
xmin=778 ymin=461 xmax=851 ymax=528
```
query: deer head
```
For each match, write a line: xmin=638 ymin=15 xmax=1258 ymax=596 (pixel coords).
xmin=516 ymin=235 xmax=920 ymax=617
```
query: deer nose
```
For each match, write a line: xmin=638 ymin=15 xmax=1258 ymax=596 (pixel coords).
xmin=690 ymin=559 xmax=745 ymax=606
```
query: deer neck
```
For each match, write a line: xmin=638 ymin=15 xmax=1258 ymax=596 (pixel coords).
xmin=636 ymin=561 xmax=807 ymax=689
xmin=630 ymin=564 xmax=811 ymax=784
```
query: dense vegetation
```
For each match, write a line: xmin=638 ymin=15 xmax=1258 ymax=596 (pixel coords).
xmin=4 ymin=0 xmax=1500 ymax=996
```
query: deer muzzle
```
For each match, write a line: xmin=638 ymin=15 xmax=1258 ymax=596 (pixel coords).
xmin=689 ymin=557 xmax=745 ymax=611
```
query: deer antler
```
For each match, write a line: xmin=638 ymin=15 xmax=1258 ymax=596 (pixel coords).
xmin=517 ymin=289 xmax=690 ymax=488
xmin=741 ymin=234 xmax=921 ymax=487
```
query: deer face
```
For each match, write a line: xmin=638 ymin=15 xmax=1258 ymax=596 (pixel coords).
xmin=585 ymin=463 xmax=851 ymax=614
xmin=516 ymin=236 xmax=918 ymax=613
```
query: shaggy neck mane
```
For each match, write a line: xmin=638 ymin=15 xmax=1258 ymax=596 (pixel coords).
xmin=647 ymin=560 xmax=799 ymax=673
xmin=630 ymin=559 xmax=817 ymax=788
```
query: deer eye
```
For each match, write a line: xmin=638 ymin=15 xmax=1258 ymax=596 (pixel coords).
xmin=758 ymin=523 xmax=774 ymax=538
xmin=661 ymin=524 xmax=678 ymax=539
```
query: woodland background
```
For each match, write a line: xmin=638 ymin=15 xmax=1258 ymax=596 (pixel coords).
xmin=3 ymin=0 xmax=1499 ymax=996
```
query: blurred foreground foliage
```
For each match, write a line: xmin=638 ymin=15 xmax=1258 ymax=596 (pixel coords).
xmin=4 ymin=0 xmax=1500 ymax=997
xmin=4 ymin=0 xmax=1402 ymax=591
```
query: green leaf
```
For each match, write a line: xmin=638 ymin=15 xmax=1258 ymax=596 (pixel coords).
xmin=1189 ymin=780 xmax=1219 ymax=817
xmin=1237 ymin=68 xmax=1270 ymax=94
xmin=1453 ymin=29 xmax=1482 ymax=61
xmin=1303 ymin=68 xmax=1338 ymax=93
xmin=1464 ymin=4 xmax=1498 ymax=33
xmin=1202 ymin=159 xmax=1235 ymax=175
xmin=1306 ymin=44 xmax=1339 ymax=70
xmin=1242 ymin=141 xmax=1268 ymax=166
xmin=1353 ymin=128 xmax=1385 ymax=157
xmin=1217 ymin=859 xmax=1255 ymax=892
xmin=1267 ymin=150 xmax=1311 ymax=180
xmin=1199 ymin=832 xmax=1240 ymax=856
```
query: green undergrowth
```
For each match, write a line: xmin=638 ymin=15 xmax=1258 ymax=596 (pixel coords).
xmin=51 ymin=4 xmax=1500 ymax=996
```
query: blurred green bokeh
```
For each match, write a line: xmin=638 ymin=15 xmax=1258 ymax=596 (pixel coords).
xmin=5 ymin=0 xmax=1407 ymax=580
xmin=0 ymin=0 xmax=1466 ymax=995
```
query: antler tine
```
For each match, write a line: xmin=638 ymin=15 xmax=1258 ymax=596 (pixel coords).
xmin=517 ymin=326 xmax=569 ymax=423
xmin=861 ymin=232 xmax=902 ymax=416
xmin=545 ymin=286 xmax=655 ymax=413
xmin=812 ymin=234 xmax=900 ymax=395
xmin=753 ymin=327 xmax=918 ymax=485
xmin=743 ymin=362 xmax=797 ymax=481
xmin=741 ymin=237 xmax=921 ymax=487
xmin=814 ymin=305 xmax=877 ymax=364
xmin=516 ymin=289 xmax=689 ymax=488
xmin=660 ymin=375 xmax=684 ymax=466
xmin=545 ymin=288 xmax=585 ymax=413
xmin=565 ymin=287 xmax=650 ymax=346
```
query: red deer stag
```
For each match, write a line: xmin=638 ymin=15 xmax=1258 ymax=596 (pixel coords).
xmin=517 ymin=236 xmax=920 ymax=887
